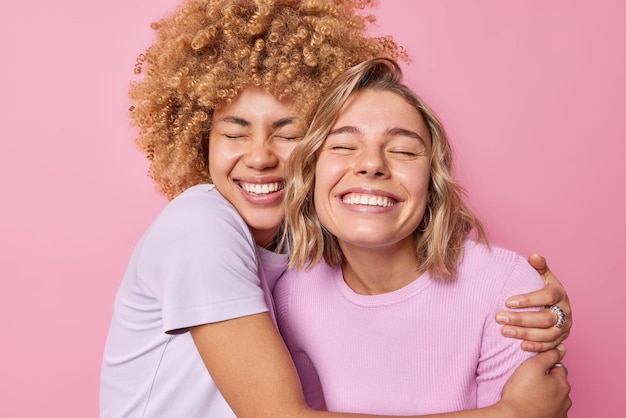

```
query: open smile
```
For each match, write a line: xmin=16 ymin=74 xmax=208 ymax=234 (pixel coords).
xmin=238 ymin=181 xmax=284 ymax=196
xmin=341 ymin=192 xmax=397 ymax=208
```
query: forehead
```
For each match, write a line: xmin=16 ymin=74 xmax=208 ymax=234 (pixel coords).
xmin=212 ymin=86 xmax=294 ymax=120
xmin=334 ymin=89 xmax=430 ymax=140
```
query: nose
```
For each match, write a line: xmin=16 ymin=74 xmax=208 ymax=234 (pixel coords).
xmin=243 ymin=136 xmax=279 ymax=170
xmin=355 ymin=147 xmax=388 ymax=177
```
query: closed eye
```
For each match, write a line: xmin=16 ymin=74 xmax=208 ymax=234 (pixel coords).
xmin=274 ymin=135 xmax=303 ymax=141
xmin=321 ymin=145 xmax=356 ymax=156
xmin=390 ymin=149 xmax=420 ymax=156
xmin=224 ymin=134 xmax=247 ymax=139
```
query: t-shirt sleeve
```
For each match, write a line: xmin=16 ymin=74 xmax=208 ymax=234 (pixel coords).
xmin=135 ymin=190 xmax=268 ymax=333
xmin=274 ymin=273 xmax=325 ymax=410
xmin=476 ymin=253 xmax=544 ymax=407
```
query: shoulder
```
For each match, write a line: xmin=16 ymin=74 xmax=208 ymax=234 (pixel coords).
xmin=274 ymin=260 xmax=337 ymax=302
xmin=462 ymin=239 xmax=517 ymax=268
xmin=162 ymin=184 xmax=244 ymax=227
xmin=459 ymin=239 xmax=543 ymax=294
xmin=155 ymin=184 xmax=250 ymax=236
xmin=274 ymin=260 xmax=339 ymax=340
xmin=279 ymin=260 xmax=336 ymax=287
xmin=139 ymin=184 xmax=255 ymax=261
xmin=461 ymin=239 xmax=528 ymax=275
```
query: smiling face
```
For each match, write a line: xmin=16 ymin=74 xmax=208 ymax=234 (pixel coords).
xmin=314 ymin=88 xmax=432 ymax=254
xmin=209 ymin=87 xmax=302 ymax=247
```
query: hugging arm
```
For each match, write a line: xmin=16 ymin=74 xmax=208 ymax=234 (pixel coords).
xmin=186 ymin=210 xmax=569 ymax=417
xmin=190 ymin=315 xmax=570 ymax=418
xmin=497 ymin=254 xmax=573 ymax=351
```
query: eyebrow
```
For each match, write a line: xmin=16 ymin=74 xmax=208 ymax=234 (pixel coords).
xmin=328 ymin=126 xmax=359 ymax=136
xmin=388 ymin=127 xmax=427 ymax=147
xmin=217 ymin=116 xmax=295 ymax=129
xmin=329 ymin=125 xmax=427 ymax=146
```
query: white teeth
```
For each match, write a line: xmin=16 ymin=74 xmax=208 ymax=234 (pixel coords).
xmin=342 ymin=193 xmax=395 ymax=207
xmin=240 ymin=182 xmax=284 ymax=195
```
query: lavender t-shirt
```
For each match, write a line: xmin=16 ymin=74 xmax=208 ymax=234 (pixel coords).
xmin=100 ymin=184 xmax=288 ymax=417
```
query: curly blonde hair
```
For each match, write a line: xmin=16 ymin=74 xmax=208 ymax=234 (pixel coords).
xmin=284 ymin=58 xmax=487 ymax=279
xmin=130 ymin=0 xmax=407 ymax=199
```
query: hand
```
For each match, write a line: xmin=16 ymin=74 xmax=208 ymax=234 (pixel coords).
xmin=497 ymin=345 xmax=572 ymax=418
xmin=496 ymin=254 xmax=572 ymax=351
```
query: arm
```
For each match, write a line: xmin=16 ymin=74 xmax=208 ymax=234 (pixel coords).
xmin=476 ymin=255 xmax=543 ymax=407
xmin=438 ymin=348 xmax=571 ymax=418
xmin=190 ymin=313 xmax=312 ymax=417
xmin=428 ymin=347 xmax=570 ymax=417
xmin=190 ymin=314 xmax=570 ymax=418
xmin=496 ymin=254 xmax=573 ymax=351
xmin=497 ymin=347 xmax=571 ymax=418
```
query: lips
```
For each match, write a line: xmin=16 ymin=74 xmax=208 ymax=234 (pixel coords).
xmin=341 ymin=192 xmax=397 ymax=207
xmin=238 ymin=181 xmax=284 ymax=196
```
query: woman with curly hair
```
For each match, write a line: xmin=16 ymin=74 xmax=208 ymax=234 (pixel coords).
xmin=276 ymin=57 xmax=571 ymax=417
xmin=100 ymin=1 xmax=572 ymax=417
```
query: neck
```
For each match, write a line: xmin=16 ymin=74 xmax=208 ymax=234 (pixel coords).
xmin=339 ymin=238 xmax=422 ymax=295
xmin=251 ymin=227 xmax=280 ymax=251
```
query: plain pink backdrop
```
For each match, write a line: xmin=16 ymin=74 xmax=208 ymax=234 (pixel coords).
xmin=1 ymin=0 xmax=623 ymax=416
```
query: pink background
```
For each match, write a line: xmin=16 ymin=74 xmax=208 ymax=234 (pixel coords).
xmin=1 ymin=0 xmax=623 ymax=416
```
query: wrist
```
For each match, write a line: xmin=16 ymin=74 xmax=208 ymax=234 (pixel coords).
xmin=485 ymin=401 xmax=517 ymax=418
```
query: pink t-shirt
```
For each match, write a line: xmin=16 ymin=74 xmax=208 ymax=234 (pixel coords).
xmin=274 ymin=240 xmax=542 ymax=415
xmin=100 ymin=184 xmax=288 ymax=417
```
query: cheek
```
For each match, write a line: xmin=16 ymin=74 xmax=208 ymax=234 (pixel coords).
xmin=209 ymin=138 xmax=237 ymax=160
xmin=402 ymin=166 xmax=431 ymax=201
xmin=208 ymin=140 xmax=233 ymax=180
xmin=313 ymin=158 xmax=335 ymax=198
xmin=313 ymin=166 xmax=332 ymax=220
xmin=270 ymin=143 xmax=299 ymax=177
xmin=313 ymin=154 xmax=349 ymax=206
xmin=315 ymin=154 xmax=344 ymax=181
xmin=278 ymin=142 xmax=300 ymax=161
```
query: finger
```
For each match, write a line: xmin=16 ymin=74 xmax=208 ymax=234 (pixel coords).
xmin=505 ymin=282 xmax=569 ymax=310
xmin=527 ymin=253 xmax=548 ymax=275
xmin=497 ymin=309 xmax=568 ymax=329
xmin=528 ymin=253 xmax=565 ymax=289
xmin=509 ymin=254 xmax=569 ymax=310
xmin=519 ymin=335 xmax=570 ymax=353
xmin=499 ymin=322 xmax=569 ymax=343
xmin=497 ymin=308 xmax=571 ymax=352
xmin=550 ymin=363 xmax=569 ymax=377
xmin=500 ymin=326 xmax=570 ymax=352
xmin=528 ymin=344 xmax=566 ymax=369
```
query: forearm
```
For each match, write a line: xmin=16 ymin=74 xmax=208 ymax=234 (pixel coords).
xmin=191 ymin=313 xmax=566 ymax=418
xmin=190 ymin=314 xmax=514 ymax=418
xmin=296 ymin=404 xmax=512 ymax=418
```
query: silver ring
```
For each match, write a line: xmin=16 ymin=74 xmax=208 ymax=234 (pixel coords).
xmin=551 ymin=305 xmax=566 ymax=328
xmin=552 ymin=362 xmax=568 ymax=376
